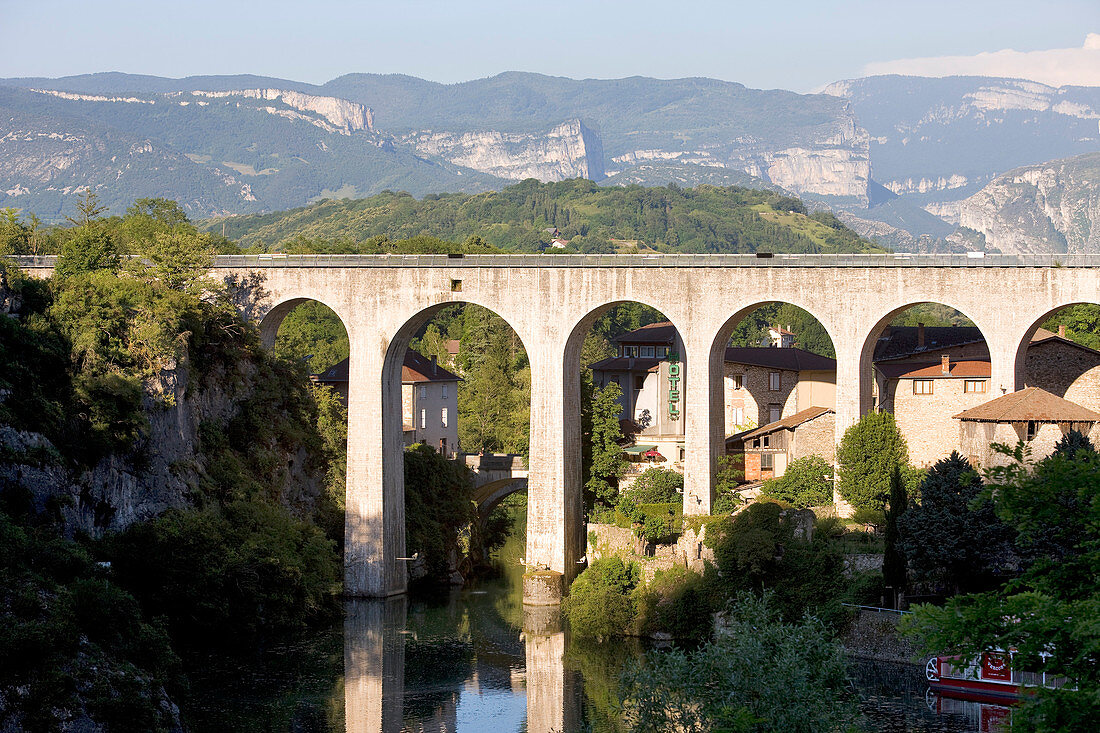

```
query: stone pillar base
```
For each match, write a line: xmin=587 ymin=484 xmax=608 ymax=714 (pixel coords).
xmin=523 ymin=570 xmax=564 ymax=606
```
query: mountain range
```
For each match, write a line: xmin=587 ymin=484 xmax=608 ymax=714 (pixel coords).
xmin=1 ymin=71 xmax=1098 ymax=252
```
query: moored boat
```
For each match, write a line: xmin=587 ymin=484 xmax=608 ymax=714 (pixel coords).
xmin=925 ymin=652 xmax=1074 ymax=703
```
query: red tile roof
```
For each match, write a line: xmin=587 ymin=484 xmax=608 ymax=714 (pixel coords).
xmin=314 ymin=349 xmax=460 ymax=385
xmin=954 ymin=387 xmax=1100 ymax=423
xmin=875 ymin=360 xmax=991 ymax=380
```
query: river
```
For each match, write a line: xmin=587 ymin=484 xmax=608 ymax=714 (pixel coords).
xmin=184 ymin=514 xmax=1010 ymax=732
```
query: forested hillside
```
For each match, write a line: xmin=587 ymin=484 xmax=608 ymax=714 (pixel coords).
xmin=206 ymin=179 xmax=880 ymax=254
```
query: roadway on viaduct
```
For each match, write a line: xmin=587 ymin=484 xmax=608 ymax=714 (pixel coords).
xmin=14 ymin=252 xmax=1100 ymax=602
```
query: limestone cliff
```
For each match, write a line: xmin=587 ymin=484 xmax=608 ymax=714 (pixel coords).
xmin=402 ymin=119 xmax=604 ymax=181
xmin=189 ymin=88 xmax=375 ymax=134
xmin=927 ymin=152 xmax=1100 ymax=254
xmin=0 ymin=343 xmax=324 ymax=539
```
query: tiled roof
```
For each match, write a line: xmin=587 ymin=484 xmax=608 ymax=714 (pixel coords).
xmin=873 ymin=326 xmax=986 ymax=361
xmin=314 ymin=348 xmax=460 ymax=385
xmin=954 ymin=387 xmax=1100 ymax=423
xmin=446 ymin=339 xmax=460 ymax=355
xmin=1029 ymin=328 xmax=1100 ymax=356
xmin=613 ymin=320 xmax=679 ymax=345
xmin=875 ymin=359 xmax=991 ymax=380
xmin=589 ymin=357 xmax=661 ymax=372
xmin=740 ymin=406 xmax=834 ymax=440
xmin=723 ymin=347 xmax=836 ymax=371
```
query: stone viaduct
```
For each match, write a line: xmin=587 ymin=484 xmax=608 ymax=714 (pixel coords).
xmin=15 ymin=252 xmax=1100 ymax=603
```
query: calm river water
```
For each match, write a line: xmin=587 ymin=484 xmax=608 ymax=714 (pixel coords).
xmin=185 ymin=515 xmax=1009 ymax=732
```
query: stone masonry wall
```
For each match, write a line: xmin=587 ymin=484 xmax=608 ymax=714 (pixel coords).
xmin=1026 ymin=341 xmax=1100 ymax=409
xmin=724 ymin=364 xmax=798 ymax=432
xmin=893 ymin=377 xmax=990 ymax=466
xmin=790 ymin=412 xmax=837 ymax=465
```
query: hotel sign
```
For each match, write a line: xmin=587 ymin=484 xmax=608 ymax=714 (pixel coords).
xmin=667 ymin=353 xmax=681 ymax=421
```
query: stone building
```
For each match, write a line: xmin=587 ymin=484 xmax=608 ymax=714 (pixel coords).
xmin=723 ymin=347 xmax=836 ymax=433
xmin=314 ymin=349 xmax=462 ymax=457
xmin=1024 ymin=327 xmax=1100 ymax=410
xmin=590 ymin=321 xmax=836 ymax=467
xmin=738 ymin=407 xmax=836 ymax=482
xmin=955 ymin=387 xmax=1100 ymax=467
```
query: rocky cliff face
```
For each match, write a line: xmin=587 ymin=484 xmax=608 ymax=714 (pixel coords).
xmin=403 ymin=119 xmax=603 ymax=181
xmin=0 ymin=352 xmax=323 ymax=539
xmin=927 ymin=153 xmax=1100 ymax=254
xmin=190 ymin=88 xmax=375 ymax=134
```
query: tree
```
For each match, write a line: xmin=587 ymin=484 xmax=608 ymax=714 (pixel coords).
xmin=902 ymin=442 xmax=1100 ymax=729
xmin=562 ymin=557 xmax=640 ymax=640
xmin=66 ymin=189 xmax=108 ymax=227
xmin=836 ymin=411 xmax=908 ymax=511
xmin=138 ymin=229 xmax=215 ymax=292
xmin=584 ymin=380 xmax=626 ymax=506
xmin=55 ymin=226 xmax=119 ymax=280
xmin=897 ymin=452 xmax=1014 ymax=595
xmin=882 ymin=465 xmax=907 ymax=595
xmin=762 ymin=455 xmax=832 ymax=508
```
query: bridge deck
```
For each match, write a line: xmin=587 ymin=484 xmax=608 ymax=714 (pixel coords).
xmin=11 ymin=252 xmax=1100 ymax=269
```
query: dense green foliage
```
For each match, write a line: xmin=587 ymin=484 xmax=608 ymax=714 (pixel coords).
xmin=621 ymin=594 xmax=857 ymax=733
xmin=897 ymin=452 xmax=1015 ymax=595
xmin=403 ymin=443 xmax=477 ymax=584
xmin=562 ymin=557 xmax=642 ymax=641
xmin=210 ymin=179 xmax=879 ymax=254
xmin=273 ymin=301 xmax=350 ymax=373
xmin=583 ymin=380 xmax=627 ymax=506
xmin=0 ymin=198 xmax=346 ymax=728
xmin=837 ymin=411 xmax=909 ymax=511
xmin=903 ymin=437 xmax=1100 ymax=729
xmin=616 ymin=469 xmax=684 ymax=541
xmin=0 ymin=510 xmax=180 ymax=731
xmin=704 ymin=502 xmax=859 ymax=625
xmin=761 ymin=455 xmax=833 ymax=507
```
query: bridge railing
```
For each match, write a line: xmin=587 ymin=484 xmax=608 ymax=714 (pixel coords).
xmin=10 ymin=253 xmax=1100 ymax=269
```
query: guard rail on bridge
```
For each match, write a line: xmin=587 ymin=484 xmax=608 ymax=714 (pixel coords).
xmin=10 ymin=252 xmax=1100 ymax=269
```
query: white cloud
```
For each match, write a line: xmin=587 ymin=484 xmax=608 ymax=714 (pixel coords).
xmin=862 ymin=34 xmax=1100 ymax=88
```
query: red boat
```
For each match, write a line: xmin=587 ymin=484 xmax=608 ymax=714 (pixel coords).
xmin=926 ymin=652 xmax=1074 ymax=703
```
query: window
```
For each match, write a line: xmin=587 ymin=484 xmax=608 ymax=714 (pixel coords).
xmin=913 ymin=380 xmax=934 ymax=395
xmin=769 ymin=404 xmax=781 ymax=423
xmin=439 ymin=438 xmax=447 ymax=455
xmin=752 ymin=438 xmax=761 ymax=448
xmin=419 ymin=408 xmax=426 ymax=430
xmin=731 ymin=374 xmax=743 ymax=390
xmin=419 ymin=385 xmax=428 ymax=399
xmin=731 ymin=407 xmax=744 ymax=425
xmin=1027 ymin=421 xmax=1038 ymax=441
xmin=441 ymin=384 xmax=449 ymax=399
xmin=633 ymin=375 xmax=646 ymax=391
xmin=769 ymin=372 xmax=781 ymax=391
xmin=760 ymin=453 xmax=774 ymax=470
xmin=640 ymin=346 xmax=655 ymax=358
xmin=627 ymin=346 xmax=639 ymax=357
xmin=441 ymin=407 xmax=448 ymax=428
xmin=656 ymin=346 xmax=668 ymax=358
xmin=762 ymin=435 xmax=770 ymax=448
xmin=964 ymin=380 xmax=987 ymax=394
xmin=450 ymin=279 xmax=462 ymax=292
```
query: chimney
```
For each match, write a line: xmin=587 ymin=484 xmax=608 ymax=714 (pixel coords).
xmin=917 ymin=323 xmax=926 ymax=349
xmin=1059 ymin=324 xmax=1067 ymax=338
xmin=431 ymin=355 xmax=437 ymax=376
xmin=941 ymin=354 xmax=950 ymax=375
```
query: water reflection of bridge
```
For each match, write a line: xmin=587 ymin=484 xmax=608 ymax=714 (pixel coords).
xmin=344 ymin=598 xmax=579 ymax=732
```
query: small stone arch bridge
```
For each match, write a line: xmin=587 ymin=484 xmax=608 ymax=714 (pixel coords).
xmin=15 ymin=252 xmax=1100 ymax=603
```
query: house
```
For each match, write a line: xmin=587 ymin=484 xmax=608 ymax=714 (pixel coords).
xmin=738 ymin=407 xmax=836 ymax=482
xmin=874 ymin=355 xmax=993 ymax=466
xmin=589 ymin=321 xmax=837 ymax=467
xmin=313 ymin=349 xmax=462 ymax=457
xmin=760 ymin=324 xmax=797 ymax=349
xmin=723 ymin=347 xmax=836 ymax=434
xmin=550 ymin=238 xmax=570 ymax=249
xmin=445 ymin=339 xmax=461 ymax=369
xmin=955 ymin=387 xmax=1100 ymax=467
xmin=874 ymin=324 xmax=1100 ymax=466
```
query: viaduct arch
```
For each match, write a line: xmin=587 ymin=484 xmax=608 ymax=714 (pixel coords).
xmin=16 ymin=252 xmax=1100 ymax=603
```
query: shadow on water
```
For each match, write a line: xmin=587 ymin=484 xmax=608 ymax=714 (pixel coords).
xmin=186 ymin=510 xmax=1010 ymax=732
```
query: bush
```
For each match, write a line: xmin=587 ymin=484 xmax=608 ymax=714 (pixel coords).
xmin=563 ymin=557 xmax=640 ymax=639
xmin=635 ymin=564 xmax=720 ymax=641
xmin=762 ymin=455 xmax=832 ymax=507
xmin=633 ymin=502 xmax=682 ymax=544
xmin=625 ymin=468 xmax=683 ymax=503
xmin=622 ymin=593 xmax=857 ymax=733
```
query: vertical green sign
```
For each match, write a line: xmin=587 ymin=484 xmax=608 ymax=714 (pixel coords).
xmin=668 ymin=353 xmax=681 ymax=421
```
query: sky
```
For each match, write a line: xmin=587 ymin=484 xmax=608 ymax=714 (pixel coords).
xmin=2 ymin=0 xmax=1099 ymax=91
